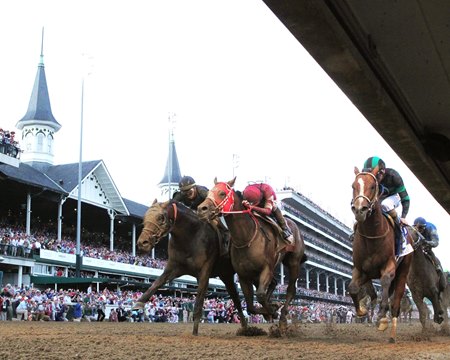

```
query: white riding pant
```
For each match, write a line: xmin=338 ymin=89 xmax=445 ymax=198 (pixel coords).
xmin=380 ymin=193 xmax=401 ymax=215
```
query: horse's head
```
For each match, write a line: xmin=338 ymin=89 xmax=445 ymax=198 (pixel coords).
xmin=137 ymin=199 xmax=172 ymax=253
xmin=351 ymin=167 xmax=380 ymax=222
xmin=197 ymin=177 xmax=236 ymax=222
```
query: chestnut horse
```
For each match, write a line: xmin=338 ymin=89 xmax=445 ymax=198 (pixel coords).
xmin=132 ymin=199 xmax=247 ymax=335
xmin=197 ymin=178 xmax=307 ymax=332
xmin=349 ymin=168 xmax=413 ymax=343
xmin=407 ymin=234 xmax=447 ymax=329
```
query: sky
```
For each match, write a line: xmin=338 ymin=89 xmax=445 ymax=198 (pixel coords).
xmin=0 ymin=1 xmax=449 ymax=268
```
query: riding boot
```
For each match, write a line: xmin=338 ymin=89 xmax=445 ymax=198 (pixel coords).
xmin=388 ymin=210 xmax=403 ymax=256
xmin=273 ymin=207 xmax=294 ymax=245
xmin=215 ymin=218 xmax=230 ymax=257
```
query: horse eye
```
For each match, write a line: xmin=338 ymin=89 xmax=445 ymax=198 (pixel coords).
xmin=157 ymin=214 xmax=165 ymax=223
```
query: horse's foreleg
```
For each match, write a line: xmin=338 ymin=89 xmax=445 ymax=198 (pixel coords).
xmin=133 ymin=267 xmax=180 ymax=309
xmin=240 ymin=280 xmax=260 ymax=316
xmin=220 ymin=274 xmax=248 ymax=329
xmin=256 ymin=267 xmax=278 ymax=321
xmin=412 ymin=293 xmax=429 ymax=330
xmin=378 ymin=264 xmax=396 ymax=331
xmin=430 ymin=289 xmax=445 ymax=325
xmin=348 ymin=269 xmax=368 ymax=317
xmin=192 ymin=268 xmax=213 ymax=336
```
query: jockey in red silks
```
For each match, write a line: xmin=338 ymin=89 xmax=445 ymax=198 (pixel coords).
xmin=242 ymin=183 xmax=294 ymax=244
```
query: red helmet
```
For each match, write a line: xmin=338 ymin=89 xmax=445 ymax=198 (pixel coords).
xmin=243 ymin=186 xmax=262 ymax=204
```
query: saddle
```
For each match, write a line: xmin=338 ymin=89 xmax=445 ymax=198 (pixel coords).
xmin=251 ymin=212 xmax=295 ymax=253
xmin=384 ymin=213 xmax=412 ymax=258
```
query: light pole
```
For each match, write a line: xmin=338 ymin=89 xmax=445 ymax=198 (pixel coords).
xmin=167 ymin=113 xmax=176 ymax=200
xmin=76 ymin=54 xmax=93 ymax=278
xmin=232 ymin=154 xmax=239 ymax=178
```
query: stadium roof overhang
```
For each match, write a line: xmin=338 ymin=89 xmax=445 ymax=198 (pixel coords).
xmin=263 ymin=0 xmax=450 ymax=213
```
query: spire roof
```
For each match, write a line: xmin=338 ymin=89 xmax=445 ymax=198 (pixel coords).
xmin=16 ymin=44 xmax=61 ymax=131
xmin=159 ymin=139 xmax=182 ymax=185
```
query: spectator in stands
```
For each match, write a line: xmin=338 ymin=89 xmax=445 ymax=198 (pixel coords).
xmin=97 ymin=300 xmax=105 ymax=321
xmin=15 ymin=297 xmax=29 ymax=321
xmin=73 ymin=299 xmax=83 ymax=322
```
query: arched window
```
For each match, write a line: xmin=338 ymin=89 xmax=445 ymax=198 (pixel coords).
xmin=37 ymin=132 xmax=44 ymax=152
xmin=25 ymin=132 xmax=33 ymax=151
xmin=48 ymin=134 xmax=53 ymax=154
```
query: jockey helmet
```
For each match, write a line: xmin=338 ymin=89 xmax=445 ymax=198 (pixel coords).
xmin=179 ymin=176 xmax=196 ymax=192
xmin=243 ymin=185 xmax=263 ymax=205
xmin=363 ymin=156 xmax=386 ymax=174
xmin=414 ymin=217 xmax=427 ymax=227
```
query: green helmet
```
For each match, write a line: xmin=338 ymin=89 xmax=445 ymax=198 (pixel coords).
xmin=363 ymin=156 xmax=386 ymax=173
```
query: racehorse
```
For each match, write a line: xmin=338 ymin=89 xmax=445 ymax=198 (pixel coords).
xmin=407 ymin=235 xmax=447 ymax=330
xmin=132 ymin=199 xmax=247 ymax=335
xmin=197 ymin=177 xmax=307 ymax=333
xmin=349 ymin=168 xmax=413 ymax=343
xmin=399 ymin=291 xmax=413 ymax=324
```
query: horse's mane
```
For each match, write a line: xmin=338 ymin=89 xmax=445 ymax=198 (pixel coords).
xmin=168 ymin=199 xmax=203 ymax=223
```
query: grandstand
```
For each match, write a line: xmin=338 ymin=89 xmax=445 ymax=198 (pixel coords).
xmin=0 ymin=37 xmax=358 ymax=305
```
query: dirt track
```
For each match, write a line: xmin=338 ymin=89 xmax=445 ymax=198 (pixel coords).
xmin=1 ymin=321 xmax=449 ymax=360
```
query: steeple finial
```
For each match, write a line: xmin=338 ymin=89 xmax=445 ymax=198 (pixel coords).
xmin=39 ymin=27 xmax=44 ymax=65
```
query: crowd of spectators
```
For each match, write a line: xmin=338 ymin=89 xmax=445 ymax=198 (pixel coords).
xmin=0 ymin=283 xmax=366 ymax=324
xmin=0 ymin=128 xmax=21 ymax=158
xmin=0 ymin=224 xmax=167 ymax=270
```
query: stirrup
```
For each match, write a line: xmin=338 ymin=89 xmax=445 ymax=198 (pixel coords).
xmin=282 ymin=230 xmax=294 ymax=244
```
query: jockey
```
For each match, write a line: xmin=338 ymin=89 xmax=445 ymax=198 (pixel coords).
xmin=242 ymin=183 xmax=294 ymax=245
xmin=362 ymin=157 xmax=410 ymax=254
xmin=413 ymin=217 xmax=446 ymax=289
xmin=173 ymin=175 xmax=229 ymax=255
xmin=172 ymin=175 xmax=209 ymax=210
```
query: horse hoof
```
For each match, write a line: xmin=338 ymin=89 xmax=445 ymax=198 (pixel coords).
xmin=389 ymin=337 xmax=396 ymax=344
xmin=132 ymin=301 xmax=145 ymax=310
xmin=378 ymin=318 xmax=389 ymax=332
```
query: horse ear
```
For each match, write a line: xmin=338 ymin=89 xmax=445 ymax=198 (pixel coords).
xmin=228 ymin=176 xmax=236 ymax=188
xmin=152 ymin=198 xmax=158 ymax=205
xmin=214 ymin=177 xmax=218 ymax=185
xmin=354 ymin=166 xmax=360 ymax=175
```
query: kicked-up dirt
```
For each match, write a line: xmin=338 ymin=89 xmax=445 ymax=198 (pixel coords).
xmin=0 ymin=320 xmax=449 ymax=360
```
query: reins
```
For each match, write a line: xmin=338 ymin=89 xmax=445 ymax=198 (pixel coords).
xmin=209 ymin=183 xmax=260 ymax=248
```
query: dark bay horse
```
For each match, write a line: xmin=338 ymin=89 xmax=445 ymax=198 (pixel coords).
xmin=197 ymin=178 xmax=307 ymax=332
xmin=133 ymin=199 xmax=247 ymax=335
xmin=349 ymin=168 xmax=413 ymax=343
xmin=407 ymin=236 xmax=447 ymax=330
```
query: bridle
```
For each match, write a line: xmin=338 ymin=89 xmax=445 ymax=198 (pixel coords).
xmin=207 ymin=182 xmax=260 ymax=248
xmin=352 ymin=172 xmax=392 ymax=239
xmin=207 ymin=182 xmax=251 ymax=215
xmin=140 ymin=202 xmax=178 ymax=246
xmin=351 ymin=171 xmax=380 ymax=217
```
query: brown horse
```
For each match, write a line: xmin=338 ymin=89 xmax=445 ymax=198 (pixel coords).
xmin=407 ymin=234 xmax=447 ymax=330
xmin=197 ymin=178 xmax=307 ymax=332
xmin=349 ymin=168 xmax=413 ymax=343
xmin=133 ymin=199 xmax=247 ymax=335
